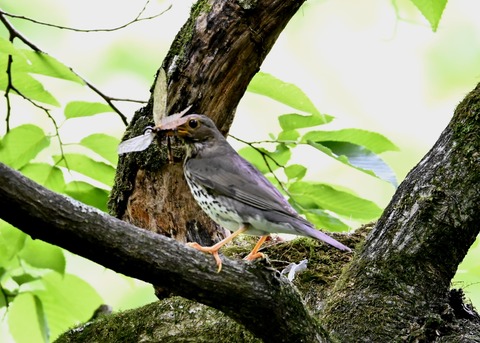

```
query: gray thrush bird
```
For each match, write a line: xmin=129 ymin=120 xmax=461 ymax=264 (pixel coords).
xmin=159 ymin=114 xmax=351 ymax=272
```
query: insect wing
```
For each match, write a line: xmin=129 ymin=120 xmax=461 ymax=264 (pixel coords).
xmin=152 ymin=68 xmax=167 ymax=126
xmin=118 ymin=132 xmax=155 ymax=154
xmin=158 ymin=105 xmax=193 ymax=130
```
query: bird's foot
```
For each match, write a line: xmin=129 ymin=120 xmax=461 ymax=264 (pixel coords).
xmin=244 ymin=252 xmax=265 ymax=261
xmin=243 ymin=235 xmax=268 ymax=262
xmin=187 ymin=242 xmax=223 ymax=273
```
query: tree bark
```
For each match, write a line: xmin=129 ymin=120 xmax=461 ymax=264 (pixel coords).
xmin=108 ymin=0 xmax=305 ymax=248
xmin=1 ymin=84 xmax=479 ymax=340
xmin=1 ymin=0 xmax=480 ymax=341
xmin=0 ymin=162 xmax=344 ymax=342
xmin=321 ymin=84 xmax=480 ymax=342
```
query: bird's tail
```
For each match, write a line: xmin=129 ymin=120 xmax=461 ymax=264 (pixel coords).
xmin=302 ymin=224 xmax=351 ymax=252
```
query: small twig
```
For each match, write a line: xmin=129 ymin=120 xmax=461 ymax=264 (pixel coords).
xmin=2 ymin=11 xmax=17 ymax=133
xmin=0 ymin=12 xmax=41 ymax=51
xmin=4 ymin=54 xmax=13 ymax=133
xmin=81 ymin=79 xmax=129 ymax=125
xmin=107 ymin=97 xmax=148 ymax=104
xmin=0 ymin=2 xmax=172 ymax=33
xmin=0 ymin=11 xmax=132 ymax=126
xmin=232 ymin=137 xmax=298 ymax=145
xmin=11 ymin=86 xmax=69 ymax=168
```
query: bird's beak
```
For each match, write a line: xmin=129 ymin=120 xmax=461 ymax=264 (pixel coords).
xmin=156 ymin=118 xmax=190 ymax=138
xmin=157 ymin=125 xmax=190 ymax=138
xmin=175 ymin=125 xmax=191 ymax=137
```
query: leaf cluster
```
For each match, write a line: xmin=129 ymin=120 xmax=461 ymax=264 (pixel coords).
xmin=241 ymin=72 xmax=398 ymax=231
xmin=0 ymin=0 xmax=451 ymax=340
xmin=0 ymin=25 xmax=123 ymax=342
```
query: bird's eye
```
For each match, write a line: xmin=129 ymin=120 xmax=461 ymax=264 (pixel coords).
xmin=188 ymin=119 xmax=199 ymax=128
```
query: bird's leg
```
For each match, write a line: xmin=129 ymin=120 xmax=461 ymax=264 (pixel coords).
xmin=187 ymin=225 xmax=248 ymax=273
xmin=244 ymin=235 xmax=269 ymax=261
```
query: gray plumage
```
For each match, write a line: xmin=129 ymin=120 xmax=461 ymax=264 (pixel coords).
xmin=165 ymin=114 xmax=351 ymax=252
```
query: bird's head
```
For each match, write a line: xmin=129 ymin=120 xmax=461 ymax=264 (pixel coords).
xmin=159 ymin=114 xmax=222 ymax=144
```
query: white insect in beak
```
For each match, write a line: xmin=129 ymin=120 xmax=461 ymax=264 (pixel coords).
xmin=117 ymin=105 xmax=192 ymax=155
xmin=117 ymin=127 xmax=157 ymax=154
xmin=117 ymin=66 xmax=196 ymax=155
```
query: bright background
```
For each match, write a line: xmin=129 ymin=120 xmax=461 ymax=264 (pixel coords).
xmin=1 ymin=0 xmax=479 ymax=340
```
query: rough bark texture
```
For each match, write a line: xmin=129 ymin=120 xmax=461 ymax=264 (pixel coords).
xmin=1 ymin=0 xmax=480 ymax=341
xmin=1 ymin=92 xmax=480 ymax=341
xmin=321 ymin=84 xmax=480 ymax=342
xmin=108 ymin=0 xmax=306 ymax=247
xmin=0 ymin=162 xmax=339 ymax=343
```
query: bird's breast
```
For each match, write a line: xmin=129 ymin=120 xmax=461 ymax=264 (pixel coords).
xmin=184 ymin=170 xmax=242 ymax=232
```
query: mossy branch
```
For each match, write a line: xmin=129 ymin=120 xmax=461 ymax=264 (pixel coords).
xmin=0 ymin=162 xmax=334 ymax=343
xmin=321 ymin=83 xmax=480 ymax=341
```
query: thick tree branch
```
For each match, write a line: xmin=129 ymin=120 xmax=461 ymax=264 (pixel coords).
xmin=0 ymin=162 xmax=331 ymax=343
xmin=162 ymin=0 xmax=305 ymax=133
xmin=322 ymin=83 xmax=480 ymax=341
xmin=109 ymin=0 xmax=306 ymax=246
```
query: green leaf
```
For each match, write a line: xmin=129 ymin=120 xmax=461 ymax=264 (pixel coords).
xmin=411 ymin=0 xmax=447 ymax=32
xmin=20 ymin=50 xmax=84 ymax=84
xmin=0 ymin=124 xmax=50 ymax=169
xmin=238 ymin=146 xmax=270 ymax=174
xmin=269 ymin=144 xmax=291 ymax=169
xmin=19 ymin=238 xmax=66 ymax=275
xmin=8 ymin=293 xmax=47 ymax=343
xmin=64 ymin=101 xmax=114 ymax=119
xmin=278 ymin=113 xmax=333 ymax=130
xmin=307 ymin=141 xmax=398 ymax=186
xmin=54 ymin=153 xmax=115 ymax=186
xmin=0 ymin=37 xmax=27 ymax=57
xmin=301 ymin=208 xmax=350 ymax=232
xmin=2 ymin=72 xmax=60 ymax=106
xmin=248 ymin=72 xmax=323 ymax=115
xmin=18 ymin=279 xmax=46 ymax=294
xmin=20 ymin=163 xmax=66 ymax=192
xmin=80 ymin=134 xmax=120 ymax=165
xmin=12 ymin=272 xmax=41 ymax=288
xmin=33 ymin=295 xmax=50 ymax=343
xmin=65 ymin=181 xmax=109 ymax=212
xmin=302 ymin=128 xmax=398 ymax=154
xmin=289 ymin=181 xmax=383 ymax=221
xmin=284 ymin=164 xmax=306 ymax=181
xmin=32 ymin=273 xmax=102 ymax=340
xmin=0 ymin=222 xmax=27 ymax=265
xmin=0 ymin=286 xmax=6 ymax=308
xmin=277 ymin=129 xmax=300 ymax=142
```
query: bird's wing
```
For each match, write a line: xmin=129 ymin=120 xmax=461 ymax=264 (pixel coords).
xmin=186 ymin=146 xmax=352 ymax=252
xmin=185 ymin=151 xmax=298 ymax=217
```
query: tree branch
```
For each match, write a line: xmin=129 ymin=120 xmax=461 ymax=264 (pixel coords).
xmin=321 ymin=83 xmax=480 ymax=341
xmin=109 ymin=0 xmax=307 ymax=251
xmin=0 ymin=2 xmax=171 ymax=33
xmin=0 ymin=162 xmax=331 ymax=343
xmin=0 ymin=11 xmax=130 ymax=126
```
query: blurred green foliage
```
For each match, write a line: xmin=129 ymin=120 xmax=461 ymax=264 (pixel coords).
xmin=0 ymin=0 xmax=478 ymax=342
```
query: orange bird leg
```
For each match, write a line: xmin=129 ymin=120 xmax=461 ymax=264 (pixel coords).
xmin=187 ymin=225 xmax=248 ymax=273
xmin=244 ymin=235 xmax=269 ymax=261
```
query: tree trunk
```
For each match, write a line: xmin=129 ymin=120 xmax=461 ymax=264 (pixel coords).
xmin=0 ymin=0 xmax=479 ymax=342
xmin=108 ymin=0 xmax=305 ymax=248
xmin=321 ymin=83 xmax=480 ymax=342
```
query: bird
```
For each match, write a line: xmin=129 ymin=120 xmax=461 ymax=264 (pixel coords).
xmin=158 ymin=114 xmax=351 ymax=272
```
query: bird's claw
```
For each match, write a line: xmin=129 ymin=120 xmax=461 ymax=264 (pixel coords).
xmin=244 ymin=252 xmax=265 ymax=261
xmin=187 ymin=242 xmax=223 ymax=273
